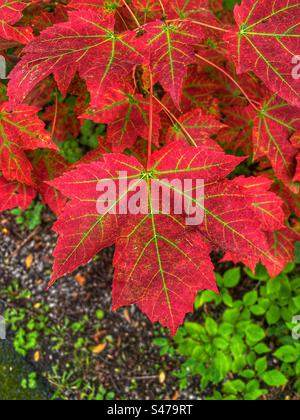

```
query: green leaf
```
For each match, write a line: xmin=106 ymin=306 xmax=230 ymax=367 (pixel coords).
xmin=255 ymin=357 xmax=268 ymax=374
xmin=266 ymin=305 xmax=281 ymax=325
xmin=223 ymin=267 xmax=241 ymax=288
xmin=195 ymin=290 xmax=217 ymax=309
xmin=254 ymin=343 xmax=271 ymax=355
xmin=274 ymin=345 xmax=299 ymax=364
xmin=262 ymin=370 xmax=288 ymax=387
xmin=184 ymin=322 xmax=205 ymax=338
xmin=250 ymin=305 xmax=267 ymax=316
xmin=292 ymin=295 xmax=300 ymax=310
xmin=243 ymin=291 xmax=258 ymax=307
xmin=246 ymin=325 xmax=265 ymax=345
xmin=219 ymin=323 xmax=234 ymax=337
xmin=205 ymin=318 xmax=218 ymax=336
xmin=223 ymin=308 xmax=240 ymax=324
xmin=241 ymin=369 xmax=255 ymax=379
xmin=223 ymin=379 xmax=245 ymax=395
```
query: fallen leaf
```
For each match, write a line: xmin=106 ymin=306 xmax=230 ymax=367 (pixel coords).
xmin=74 ymin=274 xmax=86 ymax=287
xmin=159 ymin=371 xmax=166 ymax=384
xmin=92 ymin=330 xmax=106 ymax=344
xmin=92 ymin=343 xmax=107 ymax=354
xmin=25 ymin=254 xmax=33 ymax=269
xmin=171 ymin=391 xmax=180 ymax=400
xmin=123 ymin=309 xmax=131 ymax=323
xmin=34 ymin=351 xmax=41 ymax=362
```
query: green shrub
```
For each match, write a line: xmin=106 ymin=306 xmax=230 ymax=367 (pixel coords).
xmin=155 ymin=264 xmax=300 ymax=400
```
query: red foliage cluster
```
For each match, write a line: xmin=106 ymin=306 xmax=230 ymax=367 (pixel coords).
xmin=1 ymin=0 xmax=300 ymax=333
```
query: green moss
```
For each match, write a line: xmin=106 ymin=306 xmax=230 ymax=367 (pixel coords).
xmin=0 ymin=341 xmax=50 ymax=400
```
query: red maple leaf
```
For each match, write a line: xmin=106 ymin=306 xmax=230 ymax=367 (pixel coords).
xmin=8 ymin=10 xmax=145 ymax=107
xmin=291 ymin=132 xmax=300 ymax=150
xmin=32 ymin=150 xmax=71 ymax=215
xmin=248 ymin=95 xmax=300 ymax=190
xmin=138 ymin=20 xmax=205 ymax=107
xmin=49 ymin=142 xmax=284 ymax=333
xmin=165 ymin=108 xmax=225 ymax=151
xmin=0 ymin=0 xmax=33 ymax=44
xmin=44 ymin=102 xmax=81 ymax=143
xmin=0 ymin=176 xmax=37 ymax=212
xmin=225 ymin=0 xmax=300 ymax=107
xmin=82 ymin=83 xmax=161 ymax=152
xmin=0 ymin=102 xmax=57 ymax=185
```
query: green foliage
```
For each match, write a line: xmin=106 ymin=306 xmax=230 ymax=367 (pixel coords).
xmin=21 ymin=372 xmax=38 ymax=390
xmin=0 ymin=278 xmax=116 ymax=400
xmin=223 ymin=0 xmax=242 ymax=11
xmin=154 ymin=265 xmax=300 ymax=400
xmin=59 ymin=138 xmax=84 ymax=164
xmin=79 ymin=120 xmax=106 ymax=150
xmin=11 ymin=201 xmax=43 ymax=231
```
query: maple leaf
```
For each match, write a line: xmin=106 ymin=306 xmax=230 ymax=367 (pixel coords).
xmin=113 ymin=219 xmax=216 ymax=335
xmin=32 ymin=150 xmax=71 ymax=215
xmin=216 ymin=106 xmax=253 ymax=155
xmin=25 ymin=78 xmax=56 ymax=108
xmin=68 ymin=0 xmax=121 ymax=13
xmin=132 ymin=0 xmax=162 ymax=24
xmin=165 ymin=108 xmax=224 ymax=151
xmin=49 ymin=142 xmax=282 ymax=333
xmin=291 ymin=132 xmax=300 ymax=150
xmin=167 ymin=0 xmax=218 ymax=25
xmin=294 ymin=155 xmax=300 ymax=183
xmin=49 ymin=154 xmax=141 ymax=283
xmin=139 ymin=20 xmax=205 ymax=108
xmin=0 ymin=102 xmax=57 ymax=185
xmin=0 ymin=0 xmax=33 ymax=44
xmin=271 ymin=179 xmax=300 ymax=220
xmin=231 ymin=176 xmax=285 ymax=232
xmin=264 ymin=226 xmax=300 ymax=277
xmin=30 ymin=4 xmax=69 ymax=32
xmin=225 ymin=0 xmax=300 ymax=107
xmin=83 ymin=83 xmax=161 ymax=152
xmin=248 ymin=95 xmax=300 ymax=189
xmin=0 ymin=176 xmax=37 ymax=212
xmin=181 ymin=66 xmax=219 ymax=112
xmin=8 ymin=10 xmax=144 ymax=107
xmin=44 ymin=102 xmax=80 ymax=143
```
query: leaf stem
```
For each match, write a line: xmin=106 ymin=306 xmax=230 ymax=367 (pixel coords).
xmin=51 ymin=89 xmax=58 ymax=139
xmin=195 ymin=53 xmax=260 ymax=111
xmin=147 ymin=70 xmax=154 ymax=169
xmin=167 ymin=19 xmax=230 ymax=33
xmin=158 ymin=0 xmax=166 ymax=17
xmin=153 ymin=96 xmax=197 ymax=147
xmin=121 ymin=0 xmax=142 ymax=29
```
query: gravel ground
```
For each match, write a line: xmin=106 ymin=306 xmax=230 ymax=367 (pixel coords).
xmin=0 ymin=212 xmax=193 ymax=400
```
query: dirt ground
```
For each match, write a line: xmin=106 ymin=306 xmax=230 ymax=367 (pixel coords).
xmin=0 ymin=211 xmax=195 ymax=400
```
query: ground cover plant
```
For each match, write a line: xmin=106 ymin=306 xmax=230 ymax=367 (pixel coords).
xmin=1 ymin=0 xmax=300 ymax=339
